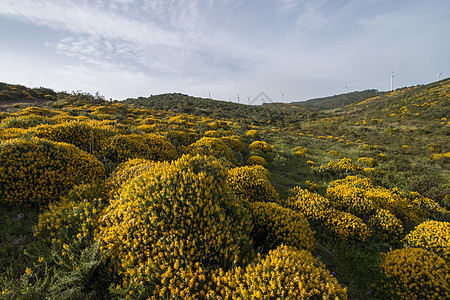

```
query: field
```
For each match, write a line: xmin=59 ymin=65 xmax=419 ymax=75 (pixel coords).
xmin=0 ymin=79 xmax=449 ymax=299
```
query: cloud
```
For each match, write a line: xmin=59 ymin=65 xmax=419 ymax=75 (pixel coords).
xmin=0 ymin=0 xmax=182 ymax=47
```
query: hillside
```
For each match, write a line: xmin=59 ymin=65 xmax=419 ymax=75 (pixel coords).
xmin=292 ymin=89 xmax=382 ymax=109
xmin=0 ymin=79 xmax=449 ymax=299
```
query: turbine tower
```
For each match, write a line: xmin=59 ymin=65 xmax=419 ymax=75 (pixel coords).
xmin=391 ymin=71 xmax=394 ymax=91
xmin=281 ymin=91 xmax=284 ymax=102
xmin=345 ymin=82 xmax=348 ymax=94
xmin=437 ymin=72 xmax=443 ymax=81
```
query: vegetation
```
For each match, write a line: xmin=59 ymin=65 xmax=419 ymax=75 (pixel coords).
xmin=0 ymin=78 xmax=449 ymax=299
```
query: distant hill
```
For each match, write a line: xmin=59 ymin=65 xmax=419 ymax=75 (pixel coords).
xmin=343 ymin=78 xmax=450 ymax=120
xmin=123 ymin=93 xmax=315 ymax=125
xmin=291 ymin=89 xmax=382 ymax=110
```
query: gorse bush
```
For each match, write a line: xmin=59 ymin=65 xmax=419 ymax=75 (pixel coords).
xmin=187 ymin=136 xmax=240 ymax=166
xmin=378 ymin=247 xmax=450 ymax=299
xmin=248 ymin=140 xmax=273 ymax=153
xmin=368 ymin=208 xmax=404 ymax=243
xmin=244 ymin=129 xmax=260 ymax=139
xmin=246 ymin=155 xmax=267 ymax=167
xmin=314 ymin=158 xmax=363 ymax=177
xmin=404 ymin=220 xmax=450 ymax=260
xmin=99 ymin=133 xmax=177 ymax=163
xmin=227 ymin=165 xmax=280 ymax=204
xmin=250 ymin=201 xmax=315 ymax=252
xmin=0 ymin=114 xmax=53 ymax=129
xmin=213 ymin=244 xmax=348 ymax=299
xmin=105 ymin=158 xmax=155 ymax=199
xmin=326 ymin=210 xmax=371 ymax=242
xmin=0 ymin=137 xmax=105 ymax=206
xmin=96 ymin=155 xmax=254 ymax=297
xmin=33 ymin=120 xmax=116 ymax=154
xmin=288 ymin=187 xmax=333 ymax=224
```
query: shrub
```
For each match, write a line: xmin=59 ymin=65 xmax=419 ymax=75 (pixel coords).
xmin=404 ymin=220 xmax=450 ymax=260
xmin=96 ymin=155 xmax=254 ymax=296
xmin=287 ymin=187 xmax=333 ymax=225
xmin=214 ymin=245 xmax=348 ymax=299
xmin=141 ymin=133 xmax=178 ymax=161
xmin=305 ymin=180 xmax=319 ymax=192
xmin=221 ymin=135 xmax=247 ymax=155
xmin=326 ymin=176 xmax=424 ymax=225
xmin=105 ymin=158 xmax=155 ymax=199
xmin=326 ymin=176 xmax=376 ymax=218
xmin=315 ymin=158 xmax=363 ymax=177
xmin=248 ymin=140 xmax=273 ymax=153
xmin=33 ymin=121 xmax=116 ymax=154
xmin=0 ymin=138 xmax=105 ymax=206
xmin=250 ymin=201 xmax=315 ymax=252
xmin=99 ymin=134 xmax=150 ymax=163
xmin=0 ymin=115 xmax=53 ymax=129
xmin=357 ymin=157 xmax=376 ymax=167
xmin=326 ymin=210 xmax=371 ymax=242
xmin=368 ymin=209 xmax=404 ymax=242
xmin=294 ymin=146 xmax=308 ymax=157
xmin=187 ymin=137 xmax=239 ymax=166
xmin=378 ymin=248 xmax=450 ymax=299
xmin=227 ymin=165 xmax=280 ymax=204
xmin=245 ymin=129 xmax=260 ymax=139
xmin=246 ymin=155 xmax=266 ymax=167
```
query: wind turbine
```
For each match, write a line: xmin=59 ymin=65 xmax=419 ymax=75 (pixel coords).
xmin=208 ymin=91 xmax=211 ymax=99
xmin=437 ymin=72 xmax=443 ymax=81
xmin=391 ymin=71 xmax=394 ymax=91
xmin=281 ymin=91 xmax=284 ymax=102
xmin=345 ymin=82 xmax=348 ymax=94
xmin=237 ymin=94 xmax=240 ymax=103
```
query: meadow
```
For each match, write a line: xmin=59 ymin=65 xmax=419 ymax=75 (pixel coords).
xmin=0 ymin=79 xmax=449 ymax=299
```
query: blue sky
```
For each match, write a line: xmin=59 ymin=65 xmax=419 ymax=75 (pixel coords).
xmin=0 ymin=0 xmax=449 ymax=103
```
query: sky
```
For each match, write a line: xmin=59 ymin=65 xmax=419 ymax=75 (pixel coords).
xmin=0 ymin=0 xmax=449 ymax=104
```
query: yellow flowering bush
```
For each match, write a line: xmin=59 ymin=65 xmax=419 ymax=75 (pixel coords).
xmin=315 ymin=158 xmax=363 ymax=177
xmin=99 ymin=134 xmax=150 ymax=163
xmin=187 ymin=137 xmax=239 ymax=166
xmin=248 ymin=140 xmax=273 ymax=153
xmin=227 ymin=165 xmax=280 ymax=204
xmin=97 ymin=155 xmax=254 ymax=296
xmin=141 ymin=133 xmax=178 ymax=161
xmin=404 ymin=220 xmax=450 ymax=260
xmin=294 ymin=146 xmax=307 ymax=157
xmin=100 ymin=133 xmax=177 ymax=163
xmin=245 ymin=129 xmax=260 ymax=139
xmin=357 ymin=157 xmax=376 ymax=167
xmin=326 ymin=177 xmax=376 ymax=218
xmin=105 ymin=158 xmax=155 ymax=199
xmin=213 ymin=245 xmax=348 ymax=299
xmin=0 ymin=127 xmax=28 ymax=140
xmin=0 ymin=137 xmax=105 ymax=206
xmin=0 ymin=114 xmax=53 ymax=129
xmin=33 ymin=121 xmax=116 ymax=154
xmin=326 ymin=210 xmax=371 ymax=242
xmin=326 ymin=176 xmax=424 ymax=224
xmin=304 ymin=180 xmax=319 ymax=192
xmin=378 ymin=248 xmax=450 ymax=299
xmin=250 ymin=201 xmax=315 ymax=252
xmin=221 ymin=135 xmax=247 ymax=155
xmin=406 ymin=191 xmax=450 ymax=220
xmin=287 ymin=187 xmax=333 ymax=225
xmin=34 ymin=184 xmax=105 ymax=248
xmin=246 ymin=155 xmax=267 ymax=167
xmin=368 ymin=209 xmax=404 ymax=242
